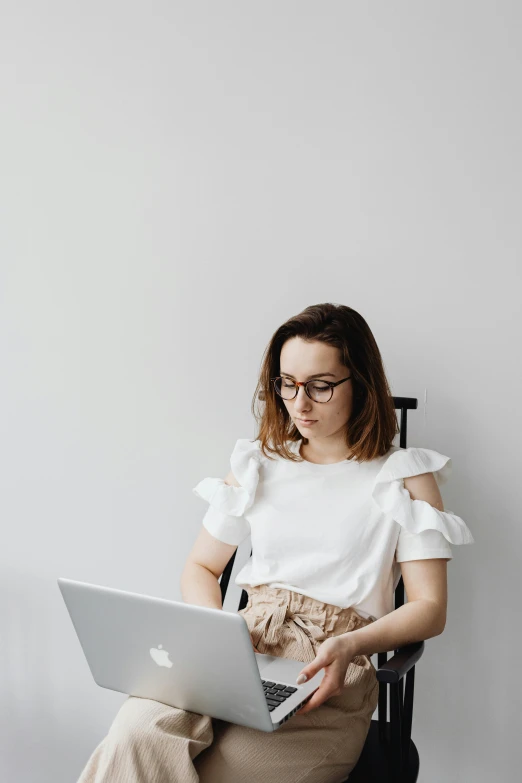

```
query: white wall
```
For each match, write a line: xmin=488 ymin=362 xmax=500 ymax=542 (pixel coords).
xmin=1 ymin=2 xmax=519 ymax=781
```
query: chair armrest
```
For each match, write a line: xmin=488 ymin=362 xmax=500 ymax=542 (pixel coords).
xmin=376 ymin=641 xmax=425 ymax=684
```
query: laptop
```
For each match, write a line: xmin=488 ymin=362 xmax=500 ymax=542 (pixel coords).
xmin=57 ymin=578 xmax=325 ymax=733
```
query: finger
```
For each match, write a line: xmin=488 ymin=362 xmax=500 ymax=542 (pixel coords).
xmin=295 ymin=686 xmax=338 ymax=715
xmin=296 ymin=656 xmax=325 ymax=685
xmin=296 ymin=693 xmax=324 ymax=715
xmin=295 ymin=641 xmax=341 ymax=685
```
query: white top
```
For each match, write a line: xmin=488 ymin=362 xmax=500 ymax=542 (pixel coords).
xmin=192 ymin=438 xmax=474 ymax=620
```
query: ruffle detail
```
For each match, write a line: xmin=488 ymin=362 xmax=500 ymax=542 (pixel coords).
xmin=192 ymin=438 xmax=262 ymax=516
xmin=372 ymin=447 xmax=475 ymax=546
xmin=376 ymin=445 xmax=453 ymax=487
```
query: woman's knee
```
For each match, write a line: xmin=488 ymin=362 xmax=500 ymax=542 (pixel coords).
xmin=107 ymin=697 xmax=168 ymax=747
xmin=107 ymin=696 xmax=212 ymax=749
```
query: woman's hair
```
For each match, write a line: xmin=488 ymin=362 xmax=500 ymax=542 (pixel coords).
xmin=252 ymin=303 xmax=399 ymax=463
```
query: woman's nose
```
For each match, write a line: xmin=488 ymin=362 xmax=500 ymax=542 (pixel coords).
xmin=294 ymin=385 xmax=312 ymax=410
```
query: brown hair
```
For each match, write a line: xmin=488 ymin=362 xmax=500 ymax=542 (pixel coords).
xmin=251 ymin=303 xmax=399 ymax=463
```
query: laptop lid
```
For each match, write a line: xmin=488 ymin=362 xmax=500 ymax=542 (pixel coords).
xmin=57 ymin=578 xmax=323 ymax=733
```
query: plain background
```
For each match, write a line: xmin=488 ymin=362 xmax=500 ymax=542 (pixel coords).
xmin=1 ymin=2 xmax=520 ymax=781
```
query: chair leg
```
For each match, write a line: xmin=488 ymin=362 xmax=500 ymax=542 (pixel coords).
xmin=390 ymin=682 xmax=403 ymax=782
xmin=402 ymin=666 xmax=415 ymax=770
xmin=377 ymin=652 xmax=388 ymax=742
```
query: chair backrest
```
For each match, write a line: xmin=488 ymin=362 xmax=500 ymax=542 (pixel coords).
xmin=220 ymin=396 xmax=418 ymax=612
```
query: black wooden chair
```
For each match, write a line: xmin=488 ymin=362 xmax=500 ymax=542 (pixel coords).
xmin=219 ymin=397 xmax=422 ymax=782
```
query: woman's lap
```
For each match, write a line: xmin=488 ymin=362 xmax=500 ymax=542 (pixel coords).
xmin=78 ymin=585 xmax=378 ymax=783
xmin=194 ymin=690 xmax=377 ymax=783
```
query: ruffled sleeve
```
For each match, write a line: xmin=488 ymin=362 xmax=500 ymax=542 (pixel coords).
xmin=191 ymin=439 xmax=262 ymax=546
xmin=372 ymin=446 xmax=475 ymax=563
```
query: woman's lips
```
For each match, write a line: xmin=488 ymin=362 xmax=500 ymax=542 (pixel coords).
xmin=297 ymin=418 xmax=317 ymax=426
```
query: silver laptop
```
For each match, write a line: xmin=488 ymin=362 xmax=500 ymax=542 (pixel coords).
xmin=57 ymin=578 xmax=325 ymax=733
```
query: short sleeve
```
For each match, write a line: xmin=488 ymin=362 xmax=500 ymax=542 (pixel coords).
xmin=191 ymin=439 xmax=262 ymax=546
xmin=372 ymin=446 xmax=475 ymax=563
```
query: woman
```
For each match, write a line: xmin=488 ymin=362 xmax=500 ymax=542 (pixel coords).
xmin=78 ymin=302 xmax=474 ymax=782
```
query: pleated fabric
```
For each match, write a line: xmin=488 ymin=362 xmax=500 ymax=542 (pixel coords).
xmin=77 ymin=585 xmax=379 ymax=783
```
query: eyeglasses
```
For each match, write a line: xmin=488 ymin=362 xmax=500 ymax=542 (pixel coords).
xmin=270 ymin=375 xmax=352 ymax=403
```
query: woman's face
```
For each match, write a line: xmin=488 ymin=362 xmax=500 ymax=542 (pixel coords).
xmin=278 ymin=337 xmax=353 ymax=442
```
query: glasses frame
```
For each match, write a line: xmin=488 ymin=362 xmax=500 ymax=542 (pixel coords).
xmin=270 ymin=375 xmax=352 ymax=403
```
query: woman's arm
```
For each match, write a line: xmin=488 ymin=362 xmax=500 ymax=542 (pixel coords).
xmin=347 ymin=470 xmax=449 ymax=654
xmin=341 ymin=557 xmax=448 ymax=657
xmin=295 ymin=471 xmax=450 ymax=712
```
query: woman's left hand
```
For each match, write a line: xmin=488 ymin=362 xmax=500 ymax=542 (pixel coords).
xmin=294 ymin=634 xmax=358 ymax=715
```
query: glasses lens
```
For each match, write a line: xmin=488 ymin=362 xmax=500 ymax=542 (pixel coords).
xmin=308 ymin=381 xmax=332 ymax=402
xmin=275 ymin=378 xmax=297 ymax=399
xmin=274 ymin=378 xmax=332 ymax=402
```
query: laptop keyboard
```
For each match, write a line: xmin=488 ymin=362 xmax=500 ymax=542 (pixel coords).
xmin=261 ymin=680 xmax=298 ymax=712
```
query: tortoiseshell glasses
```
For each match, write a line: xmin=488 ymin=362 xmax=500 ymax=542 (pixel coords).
xmin=270 ymin=375 xmax=352 ymax=403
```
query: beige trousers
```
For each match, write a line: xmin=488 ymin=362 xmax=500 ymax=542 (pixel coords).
xmin=77 ymin=585 xmax=379 ymax=783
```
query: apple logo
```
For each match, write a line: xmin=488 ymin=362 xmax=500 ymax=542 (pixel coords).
xmin=149 ymin=644 xmax=173 ymax=668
